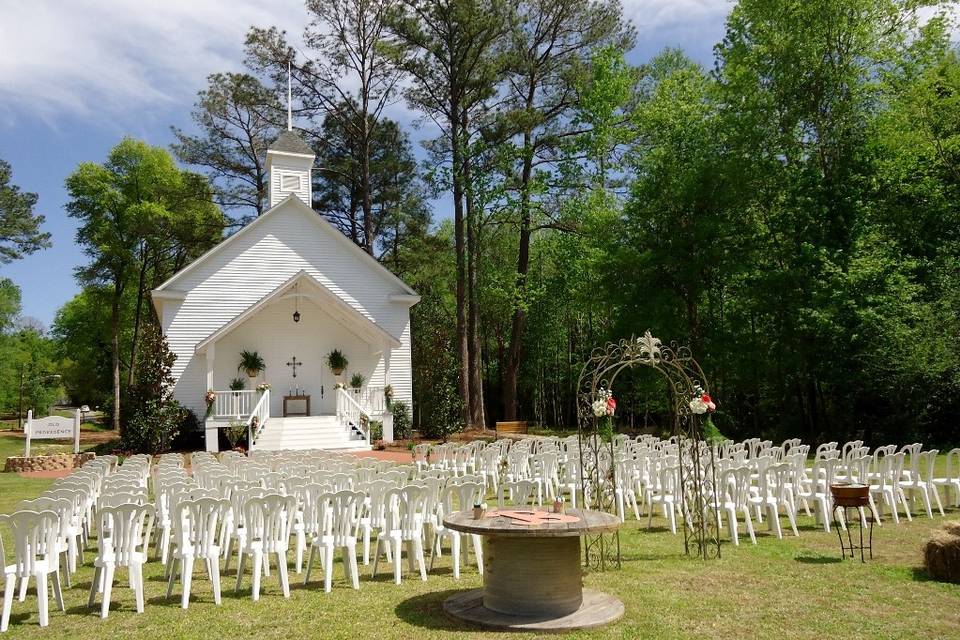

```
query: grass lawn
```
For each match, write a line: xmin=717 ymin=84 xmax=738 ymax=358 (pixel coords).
xmin=0 ymin=438 xmax=957 ymax=639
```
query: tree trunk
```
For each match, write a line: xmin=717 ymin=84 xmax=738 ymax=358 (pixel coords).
xmin=463 ymin=113 xmax=486 ymax=431
xmin=361 ymin=108 xmax=375 ymax=254
xmin=503 ymin=126 xmax=535 ymax=421
xmin=127 ymin=245 xmax=149 ymax=387
xmin=111 ymin=281 xmax=123 ymax=433
xmin=451 ymin=108 xmax=470 ymax=429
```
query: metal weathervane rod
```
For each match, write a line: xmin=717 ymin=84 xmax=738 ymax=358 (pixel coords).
xmin=287 ymin=60 xmax=293 ymax=131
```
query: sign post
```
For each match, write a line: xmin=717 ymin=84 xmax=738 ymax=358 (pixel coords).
xmin=25 ymin=409 xmax=80 ymax=457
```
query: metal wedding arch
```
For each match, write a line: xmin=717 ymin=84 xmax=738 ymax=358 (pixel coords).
xmin=576 ymin=331 xmax=722 ymax=569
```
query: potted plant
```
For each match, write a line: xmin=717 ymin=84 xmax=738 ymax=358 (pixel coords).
xmin=229 ymin=377 xmax=246 ymax=394
xmin=224 ymin=420 xmax=248 ymax=452
xmin=326 ymin=349 xmax=348 ymax=380
xmin=553 ymin=496 xmax=565 ymax=514
xmin=349 ymin=372 xmax=365 ymax=390
xmin=238 ymin=350 xmax=265 ymax=378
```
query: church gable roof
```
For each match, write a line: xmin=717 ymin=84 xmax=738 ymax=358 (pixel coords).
xmin=194 ymin=269 xmax=402 ymax=353
xmin=151 ymin=194 xmax=418 ymax=299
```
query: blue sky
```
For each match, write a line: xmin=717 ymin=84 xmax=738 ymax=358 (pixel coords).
xmin=0 ymin=0 xmax=731 ymax=327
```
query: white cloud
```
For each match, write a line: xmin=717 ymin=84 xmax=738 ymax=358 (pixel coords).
xmin=624 ymin=0 xmax=730 ymax=32
xmin=0 ymin=0 xmax=734 ymax=129
xmin=0 ymin=0 xmax=305 ymax=126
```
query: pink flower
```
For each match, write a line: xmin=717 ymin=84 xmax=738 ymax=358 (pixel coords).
xmin=606 ymin=397 xmax=617 ymax=416
xmin=701 ymin=394 xmax=716 ymax=412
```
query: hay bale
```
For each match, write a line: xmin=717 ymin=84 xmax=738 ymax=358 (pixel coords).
xmin=924 ymin=531 xmax=960 ymax=583
xmin=941 ymin=521 xmax=960 ymax=538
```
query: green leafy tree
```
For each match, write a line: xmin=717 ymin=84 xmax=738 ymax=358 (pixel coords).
xmin=65 ymin=138 xmax=224 ymax=433
xmin=0 ymin=158 xmax=51 ymax=263
xmin=172 ymin=72 xmax=282 ymax=219
xmin=497 ymin=0 xmax=634 ymax=421
xmin=245 ymin=0 xmax=403 ymax=254
xmin=313 ymin=104 xmax=429 ymax=252
xmin=51 ymin=288 xmax=116 ymax=408
xmin=389 ymin=0 xmax=511 ymax=429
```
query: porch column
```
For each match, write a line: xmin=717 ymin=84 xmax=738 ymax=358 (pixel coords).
xmin=205 ymin=342 xmax=215 ymax=390
xmin=204 ymin=344 xmax=219 ymax=453
xmin=382 ymin=346 xmax=394 ymax=443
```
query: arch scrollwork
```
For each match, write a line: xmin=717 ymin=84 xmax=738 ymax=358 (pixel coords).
xmin=576 ymin=331 xmax=722 ymax=568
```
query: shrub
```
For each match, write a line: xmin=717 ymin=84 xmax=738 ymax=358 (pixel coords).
xmin=122 ymin=321 xmax=184 ymax=454
xmin=369 ymin=420 xmax=383 ymax=441
xmin=171 ymin=409 xmax=204 ymax=451
xmin=391 ymin=400 xmax=412 ymax=439
xmin=124 ymin=399 xmax=183 ymax=454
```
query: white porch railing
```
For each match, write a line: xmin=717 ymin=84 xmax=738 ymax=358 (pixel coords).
xmin=212 ymin=390 xmax=257 ymax=418
xmin=351 ymin=385 xmax=387 ymax=416
xmin=337 ymin=387 xmax=370 ymax=445
xmin=247 ymin=389 xmax=270 ymax=448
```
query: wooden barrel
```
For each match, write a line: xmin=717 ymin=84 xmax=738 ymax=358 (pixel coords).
xmin=482 ymin=535 xmax=583 ymax=617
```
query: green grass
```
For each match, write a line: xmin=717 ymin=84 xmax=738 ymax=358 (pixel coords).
xmin=0 ymin=442 xmax=958 ymax=639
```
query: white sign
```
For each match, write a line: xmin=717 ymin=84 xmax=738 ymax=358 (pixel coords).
xmin=25 ymin=410 xmax=80 ymax=457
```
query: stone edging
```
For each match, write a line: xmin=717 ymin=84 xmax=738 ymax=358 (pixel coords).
xmin=4 ymin=452 xmax=96 ymax=473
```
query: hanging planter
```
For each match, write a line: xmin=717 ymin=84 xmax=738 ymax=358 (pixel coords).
xmin=238 ymin=350 xmax=265 ymax=379
xmin=326 ymin=349 xmax=348 ymax=377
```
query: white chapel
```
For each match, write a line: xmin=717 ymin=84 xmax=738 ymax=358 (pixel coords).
xmin=151 ymin=129 xmax=418 ymax=452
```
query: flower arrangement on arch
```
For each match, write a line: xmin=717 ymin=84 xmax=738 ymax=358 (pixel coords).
xmin=688 ymin=385 xmax=716 ymax=415
xmin=592 ymin=388 xmax=617 ymax=418
xmin=592 ymin=387 xmax=617 ymax=440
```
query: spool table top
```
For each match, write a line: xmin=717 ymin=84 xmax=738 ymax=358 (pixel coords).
xmin=444 ymin=507 xmax=620 ymax=538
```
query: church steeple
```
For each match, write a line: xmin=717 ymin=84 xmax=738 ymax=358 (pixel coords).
xmin=266 ymin=63 xmax=314 ymax=209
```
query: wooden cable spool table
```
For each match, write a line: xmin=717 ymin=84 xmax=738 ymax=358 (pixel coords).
xmin=442 ymin=507 xmax=624 ymax=632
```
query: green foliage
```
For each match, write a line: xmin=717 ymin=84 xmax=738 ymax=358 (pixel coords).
xmin=238 ymin=350 xmax=265 ymax=377
xmin=391 ymin=400 xmax=412 ymax=440
xmin=326 ymin=349 xmax=348 ymax=373
xmin=702 ymin=415 xmax=727 ymax=443
xmin=65 ymin=137 xmax=225 ymax=430
xmin=228 ymin=377 xmax=247 ymax=391
xmin=349 ymin=372 xmax=365 ymax=389
xmin=171 ymin=72 xmax=281 ymax=218
xmin=0 ymin=279 xmax=63 ymax=417
xmin=121 ymin=322 xmax=183 ymax=454
xmin=0 ymin=158 xmax=51 ymax=263
xmin=51 ymin=288 xmax=114 ymax=408
xmin=369 ymin=420 xmax=383 ymax=441
xmin=223 ymin=421 xmax=248 ymax=450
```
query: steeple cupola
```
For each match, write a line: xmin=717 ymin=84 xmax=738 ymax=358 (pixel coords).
xmin=266 ymin=130 xmax=314 ymax=209
xmin=266 ymin=62 xmax=314 ymax=209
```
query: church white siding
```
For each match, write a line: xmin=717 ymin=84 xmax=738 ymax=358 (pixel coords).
xmin=155 ymin=197 xmax=415 ymax=419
